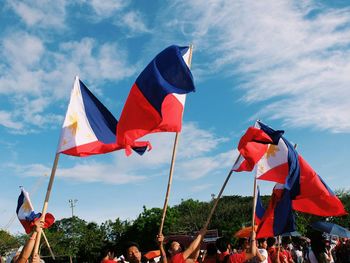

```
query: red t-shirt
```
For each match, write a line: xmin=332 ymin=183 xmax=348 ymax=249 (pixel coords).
xmin=279 ymin=250 xmax=293 ymax=263
xmin=229 ymin=252 xmax=246 ymax=263
xmin=101 ymin=260 xmax=116 ymax=263
xmin=218 ymin=251 xmax=230 ymax=262
xmin=171 ymin=253 xmax=186 ymax=263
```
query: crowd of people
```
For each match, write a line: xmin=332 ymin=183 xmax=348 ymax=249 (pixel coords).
xmin=98 ymin=228 xmax=350 ymax=263
xmin=4 ymin=222 xmax=350 ymax=263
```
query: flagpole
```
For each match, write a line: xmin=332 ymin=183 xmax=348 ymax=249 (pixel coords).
xmin=202 ymin=153 xmax=242 ymax=230
xmin=251 ymin=177 xmax=258 ymax=230
xmin=42 ymin=231 xmax=56 ymax=260
xmin=251 ymin=120 xmax=260 ymax=233
xmin=33 ymin=153 xmax=60 ymax=255
xmin=158 ymin=44 xmax=193 ymax=235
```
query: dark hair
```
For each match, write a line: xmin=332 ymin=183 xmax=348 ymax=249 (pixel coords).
xmin=310 ymin=231 xmax=327 ymax=262
xmin=237 ymin=238 xmax=249 ymax=249
xmin=124 ymin=241 xmax=140 ymax=256
xmin=165 ymin=240 xmax=185 ymax=257
xmin=206 ymin=243 xmax=217 ymax=256
xmin=257 ymin=238 xmax=267 ymax=246
xmin=267 ymin=237 xmax=276 ymax=247
xmin=215 ymin=237 xmax=229 ymax=253
xmin=100 ymin=242 xmax=117 ymax=260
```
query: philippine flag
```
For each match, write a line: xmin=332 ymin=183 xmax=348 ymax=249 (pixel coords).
xmin=117 ymin=45 xmax=195 ymax=154
xmin=255 ymin=187 xmax=265 ymax=225
xmin=16 ymin=188 xmax=55 ymax=234
xmin=234 ymin=121 xmax=347 ymax=217
xmin=257 ymin=184 xmax=296 ymax=238
xmin=57 ymin=76 xmax=149 ymax=157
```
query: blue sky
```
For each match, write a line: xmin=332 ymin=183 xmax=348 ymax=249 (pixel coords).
xmin=1 ymin=0 xmax=350 ymax=234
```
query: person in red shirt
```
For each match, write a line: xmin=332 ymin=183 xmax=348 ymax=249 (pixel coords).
xmin=266 ymin=237 xmax=279 ymax=263
xmin=124 ymin=242 xmax=143 ymax=263
xmin=100 ymin=245 xmax=117 ymax=263
xmin=229 ymin=231 xmax=257 ymax=263
xmin=216 ymin=237 xmax=231 ymax=263
xmin=202 ymin=243 xmax=217 ymax=263
xmin=157 ymin=228 xmax=208 ymax=263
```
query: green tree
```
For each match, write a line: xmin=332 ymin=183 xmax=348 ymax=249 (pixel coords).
xmin=0 ymin=230 xmax=20 ymax=256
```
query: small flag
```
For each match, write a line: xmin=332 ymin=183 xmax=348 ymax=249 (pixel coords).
xmin=57 ymin=76 xmax=149 ymax=156
xmin=16 ymin=188 xmax=55 ymax=234
xmin=117 ymin=45 xmax=195 ymax=155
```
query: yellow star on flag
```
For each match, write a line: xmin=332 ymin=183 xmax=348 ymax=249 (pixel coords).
xmin=265 ymin=144 xmax=280 ymax=159
xmin=67 ymin=112 xmax=79 ymax=136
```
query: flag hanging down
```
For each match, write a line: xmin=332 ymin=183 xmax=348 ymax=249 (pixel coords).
xmin=117 ymin=45 xmax=195 ymax=155
xmin=255 ymin=187 xmax=265 ymax=225
xmin=234 ymin=121 xmax=347 ymax=217
xmin=256 ymin=184 xmax=296 ymax=238
xmin=57 ymin=76 xmax=149 ymax=157
xmin=16 ymin=188 xmax=55 ymax=234
xmin=291 ymin=156 xmax=347 ymax=216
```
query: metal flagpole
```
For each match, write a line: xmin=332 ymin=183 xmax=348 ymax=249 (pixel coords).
xmin=158 ymin=44 xmax=193 ymax=235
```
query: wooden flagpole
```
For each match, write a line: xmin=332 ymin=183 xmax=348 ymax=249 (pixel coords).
xmin=158 ymin=44 xmax=193 ymax=235
xmin=251 ymin=178 xmax=258 ymax=230
xmin=33 ymin=153 xmax=60 ymax=255
xmin=42 ymin=231 xmax=56 ymax=260
xmin=203 ymin=153 xmax=242 ymax=230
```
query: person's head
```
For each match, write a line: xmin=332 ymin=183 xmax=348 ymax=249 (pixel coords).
xmin=237 ymin=238 xmax=250 ymax=250
xmin=257 ymin=238 xmax=267 ymax=249
xmin=267 ymin=237 xmax=276 ymax=248
xmin=124 ymin=242 xmax=142 ymax=263
xmin=101 ymin=243 xmax=116 ymax=260
xmin=165 ymin=240 xmax=184 ymax=256
xmin=215 ymin=237 xmax=229 ymax=253
xmin=206 ymin=243 xmax=217 ymax=256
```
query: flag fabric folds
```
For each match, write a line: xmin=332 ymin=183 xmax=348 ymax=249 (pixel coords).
xmin=117 ymin=45 xmax=195 ymax=154
xmin=233 ymin=121 xmax=347 ymax=217
xmin=57 ymin=76 xmax=149 ymax=157
xmin=257 ymin=184 xmax=296 ymax=238
xmin=255 ymin=187 xmax=265 ymax=225
xmin=16 ymin=188 xmax=55 ymax=234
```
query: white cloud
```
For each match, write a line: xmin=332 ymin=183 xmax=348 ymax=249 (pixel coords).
xmin=8 ymin=122 xmax=231 ymax=185
xmin=0 ymin=111 xmax=23 ymax=130
xmin=8 ymin=0 xmax=67 ymax=28
xmin=89 ymin=0 xmax=126 ymax=17
xmin=114 ymin=11 xmax=151 ymax=36
xmin=158 ymin=0 xmax=350 ymax=133
xmin=0 ymin=33 xmax=135 ymax=133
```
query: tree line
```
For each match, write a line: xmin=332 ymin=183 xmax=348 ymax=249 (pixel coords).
xmin=1 ymin=190 xmax=349 ymax=262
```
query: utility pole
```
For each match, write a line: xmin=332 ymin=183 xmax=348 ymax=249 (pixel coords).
xmin=68 ymin=199 xmax=78 ymax=217
xmin=68 ymin=199 xmax=78 ymax=263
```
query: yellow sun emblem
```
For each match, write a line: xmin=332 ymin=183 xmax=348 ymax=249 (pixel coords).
xmin=265 ymin=144 xmax=280 ymax=159
xmin=67 ymin=112 xmax=79 ymax=136
xmin=22 ymin=199 xmax=32 ymax=212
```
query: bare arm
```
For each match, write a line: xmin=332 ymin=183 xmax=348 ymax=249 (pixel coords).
xmin=15 ymin=221 xmax=43 ymax=263
xmin=157 ymin=233 xmax=168 ymax=263
xmin=245 ymin=231 xmax=257 ymax=260
xmin=255 ymin=248 xmax=266 ymax=262
xmin=182 ymin=228 xmax=207 ymax=260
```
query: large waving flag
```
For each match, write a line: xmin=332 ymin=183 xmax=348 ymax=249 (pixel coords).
xmin=257 ymin=184 xmax=295 ymax=238
xmin=233 ymin=121 xmax=347 ymax=217
xmin=16 ymin=188 xmax=55 ymax=234
xmin=117 ymin=45 xmax=195 ymax=154
xmin=57 ymin=76 xmax=149 ymax=156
